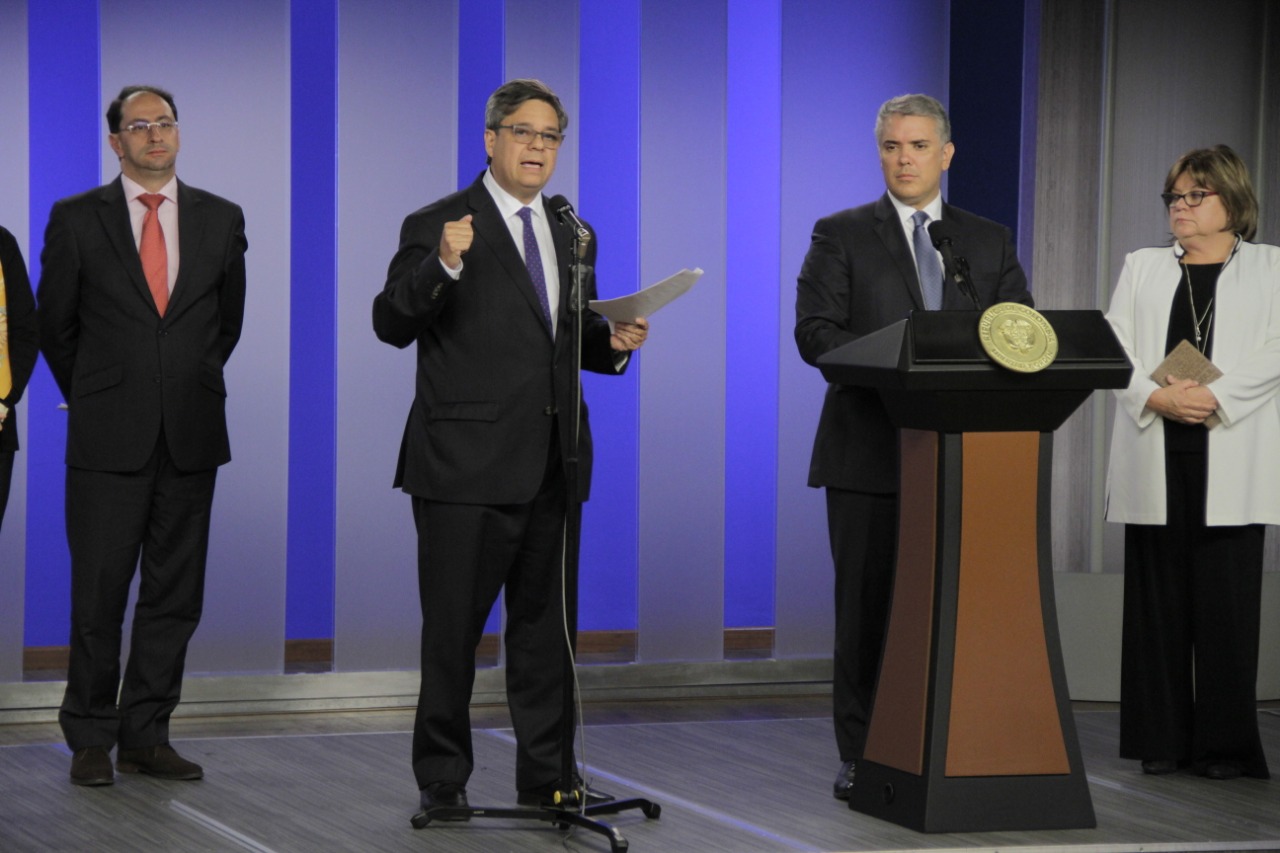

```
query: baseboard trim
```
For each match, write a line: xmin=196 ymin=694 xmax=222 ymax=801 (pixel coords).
xmin=24 ymin=628 xmax=778 ymax=678
xmin=0 ymin=657 xmax=834 ymax=724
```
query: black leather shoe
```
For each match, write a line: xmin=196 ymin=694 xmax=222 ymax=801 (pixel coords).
xmin=1204 ymin=762 xmax=1242 ymax=780
xmin=833 ymin=760 xmax=855 ymax=800
xmin=418 ymin=782 xmax=470 ymax=821
xmin=1141 ymin=759 xmax=1178 ymax=775
xmin=116 ymin=744 xmax=203 ymax=780
xmin=70 ymin=746 xmax=114 ymax=786
xmin=518 ymin=777 xmax=613 ymax=809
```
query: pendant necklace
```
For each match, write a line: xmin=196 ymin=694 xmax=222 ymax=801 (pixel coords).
xmin=1184 ymin=262 xmax=1214 ymax=354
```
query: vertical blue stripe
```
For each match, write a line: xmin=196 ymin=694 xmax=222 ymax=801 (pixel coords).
xmin=578 ymin=0 xmax=641 ymax=631
xmin=287 ymin=0 xmax=339 ymax=641
xmin=458 ymin=0 xmax=505 ymax=187
xmin=25 ymin=0 xmax=101 ymax=647
xmin=725 ymin=0 xmax=781 ymax=629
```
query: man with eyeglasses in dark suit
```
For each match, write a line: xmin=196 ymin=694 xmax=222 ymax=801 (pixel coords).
xmin=38 ymin=84 xmax=247 ymax=787
xmin=374 ymin=78 xmax=648 ymax=819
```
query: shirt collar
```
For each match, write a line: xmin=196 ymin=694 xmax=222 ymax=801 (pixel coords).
xmin=483 ymin=169 xmax=542 ymax=221
xmin=887 ymin=191 xmax=943 ymax=230
xmin=121 ymin=173 xmax=178 ymax=204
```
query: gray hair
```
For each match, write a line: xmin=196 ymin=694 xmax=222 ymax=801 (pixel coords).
xmin=484 ymin=79 xmax=568 ymax=132
xmin=874 ymin=94 xmax=951 ymax=145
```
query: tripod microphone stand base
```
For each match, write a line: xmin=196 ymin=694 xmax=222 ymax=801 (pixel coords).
xmin=411 ymin=789 xmax=661 ymax=853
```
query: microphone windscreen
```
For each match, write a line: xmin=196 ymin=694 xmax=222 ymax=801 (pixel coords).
xmin=927 ymin=219 xmax=957 ymax=248
xmin=548 ymin=194 xmax=572 ymax=216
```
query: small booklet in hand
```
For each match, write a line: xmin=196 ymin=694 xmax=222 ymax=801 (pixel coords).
xmin=1150 ymin=339 xmax=1222 ymax=429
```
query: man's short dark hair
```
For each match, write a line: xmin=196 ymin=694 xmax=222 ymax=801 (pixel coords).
xmin=484 ymin=79 xmax=568 ymax=133
xmin=106 ymin=85 xmax=178 ymax=133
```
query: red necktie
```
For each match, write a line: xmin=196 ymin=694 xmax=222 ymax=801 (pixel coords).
xmin=139 ymin=193 xmax=169 ymax=316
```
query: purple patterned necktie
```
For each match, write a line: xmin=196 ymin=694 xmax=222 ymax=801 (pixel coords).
xmin=517 ymin=206 xmax=553 ymax=330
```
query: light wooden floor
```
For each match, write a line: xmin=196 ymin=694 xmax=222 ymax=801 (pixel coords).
xmin=1 ymin=697 xmax=1277 ymax=852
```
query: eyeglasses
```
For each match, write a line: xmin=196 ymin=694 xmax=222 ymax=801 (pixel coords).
xmin=118 ymin=120 xmax=179 ymax=136
xmin=495 ymin=124 xmax=564 ymax=149
xmin=1161 ymin=190 xmax=1218 ymax=208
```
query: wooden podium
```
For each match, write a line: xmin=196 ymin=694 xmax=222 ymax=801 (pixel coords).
xmin=817 ymin=310 xmax=1131 ymax=833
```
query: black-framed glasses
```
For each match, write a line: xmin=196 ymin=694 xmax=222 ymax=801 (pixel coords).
xmin=118 ymin=120 xmax=179 ymax=136
xmin=1161 ymin=190 xmax=1218 ymax=208
xmin=495 ymin=124 xmax=564 ymax=149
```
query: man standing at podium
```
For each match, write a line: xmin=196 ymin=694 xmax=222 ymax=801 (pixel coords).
xmin=794 ymin=93 xmax=1032 ymax=801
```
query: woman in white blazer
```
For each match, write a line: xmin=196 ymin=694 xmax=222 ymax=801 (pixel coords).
xmin=1105 ymin=145 xmax=1276 ymax=781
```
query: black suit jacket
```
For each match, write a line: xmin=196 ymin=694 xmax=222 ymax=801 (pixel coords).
xmin=0 ymin=226 xmax=39 ymax=453
xmin=37 ymin=177 xmax=247 ymax=472
xmin=373 ymin=173 xmax=623 ymax=506
xmin=795 ymin=192 xmax=1033 ymax=493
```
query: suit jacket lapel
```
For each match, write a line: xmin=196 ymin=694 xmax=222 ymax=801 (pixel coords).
xmin=166 ymin=180 xmax=204 ymax=316
xmin=96 ymin=178 xmax=156 ymax=312
xmin=466 ymin=177 xmax=554 ymax=339
xmin=873 ymin=193 xmax=925 ymax=310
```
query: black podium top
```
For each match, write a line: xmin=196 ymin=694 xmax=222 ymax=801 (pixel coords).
xmin=817 ymin=310 xmax=1132 ymax=432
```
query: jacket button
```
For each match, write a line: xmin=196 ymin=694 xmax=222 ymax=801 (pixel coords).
xmin=543 ymin=406 xmax=556 ymax=416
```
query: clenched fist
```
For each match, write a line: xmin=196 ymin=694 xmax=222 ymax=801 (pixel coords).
xmin=439 ymin=215 xmax=474 ymax=268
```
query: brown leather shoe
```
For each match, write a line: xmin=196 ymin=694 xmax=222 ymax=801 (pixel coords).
xmin=116 ymin=744 xmax=203 ymax=780
xmin=70 ymin=746 xmax=114 ymax=786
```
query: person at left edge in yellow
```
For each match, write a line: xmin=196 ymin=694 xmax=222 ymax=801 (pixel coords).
xmin=0 ymin=225 xmax=39 ymax=533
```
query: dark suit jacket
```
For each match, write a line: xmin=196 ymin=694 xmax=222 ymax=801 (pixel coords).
xmin=37 ymin=177 xmax=247 ymax=472
xmin=0 ymin=226 xmax=39 ymax=453
xmin=373 ymin=173 xmax=623 ymax=505
xmin=795 ymin=192 xmax=1033 ymax=493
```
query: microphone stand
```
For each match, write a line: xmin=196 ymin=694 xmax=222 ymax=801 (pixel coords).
xmin=412 ymin=208 xmax=660 ymax=853
xmin=952 ymin=254 xmax=981 ymax=311
xmin=928 ymin=222 xmax=982 ymax=311
xmin=937 ymin=242 xmax=981 ymax=311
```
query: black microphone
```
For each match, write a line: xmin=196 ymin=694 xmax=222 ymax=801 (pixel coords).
xmin=548 ymin=195 xmax=591 ymax=315
xmin=548 ymin=195 xmax=590 ymax=243
xmin=927 ymin=220 xmax=981 ymax=310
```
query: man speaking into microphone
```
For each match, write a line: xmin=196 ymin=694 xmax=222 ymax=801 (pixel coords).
xmin=794 ymin=93 xmax=1031 ymax=802
xmin=373 ymin=78 xmax=648 ymax=818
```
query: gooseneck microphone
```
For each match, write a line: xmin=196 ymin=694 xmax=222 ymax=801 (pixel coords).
xmin=927 ymin=219 xmax=981 ymax=310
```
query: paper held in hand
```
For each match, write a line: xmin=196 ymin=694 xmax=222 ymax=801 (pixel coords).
xmin=1151 ymin=338 xmax=1222 ymax=429
xmin=589 ymin=268 xmax=702 ymax=323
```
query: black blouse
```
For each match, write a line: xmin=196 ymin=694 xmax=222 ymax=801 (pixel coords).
xmin=1162 ymin=261 xmax=1223 ymax=453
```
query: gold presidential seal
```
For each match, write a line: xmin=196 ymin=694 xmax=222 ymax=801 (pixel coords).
xmin=977 ymin=302 xmax=1058 ymax=373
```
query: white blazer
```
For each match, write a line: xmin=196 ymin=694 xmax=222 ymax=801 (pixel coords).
xmin=1105 ymin=240 xmax=1280 ymax=526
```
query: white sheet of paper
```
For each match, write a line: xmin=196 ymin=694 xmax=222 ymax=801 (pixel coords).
xmin=589 ymin=268 xmax=702 ymax=322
